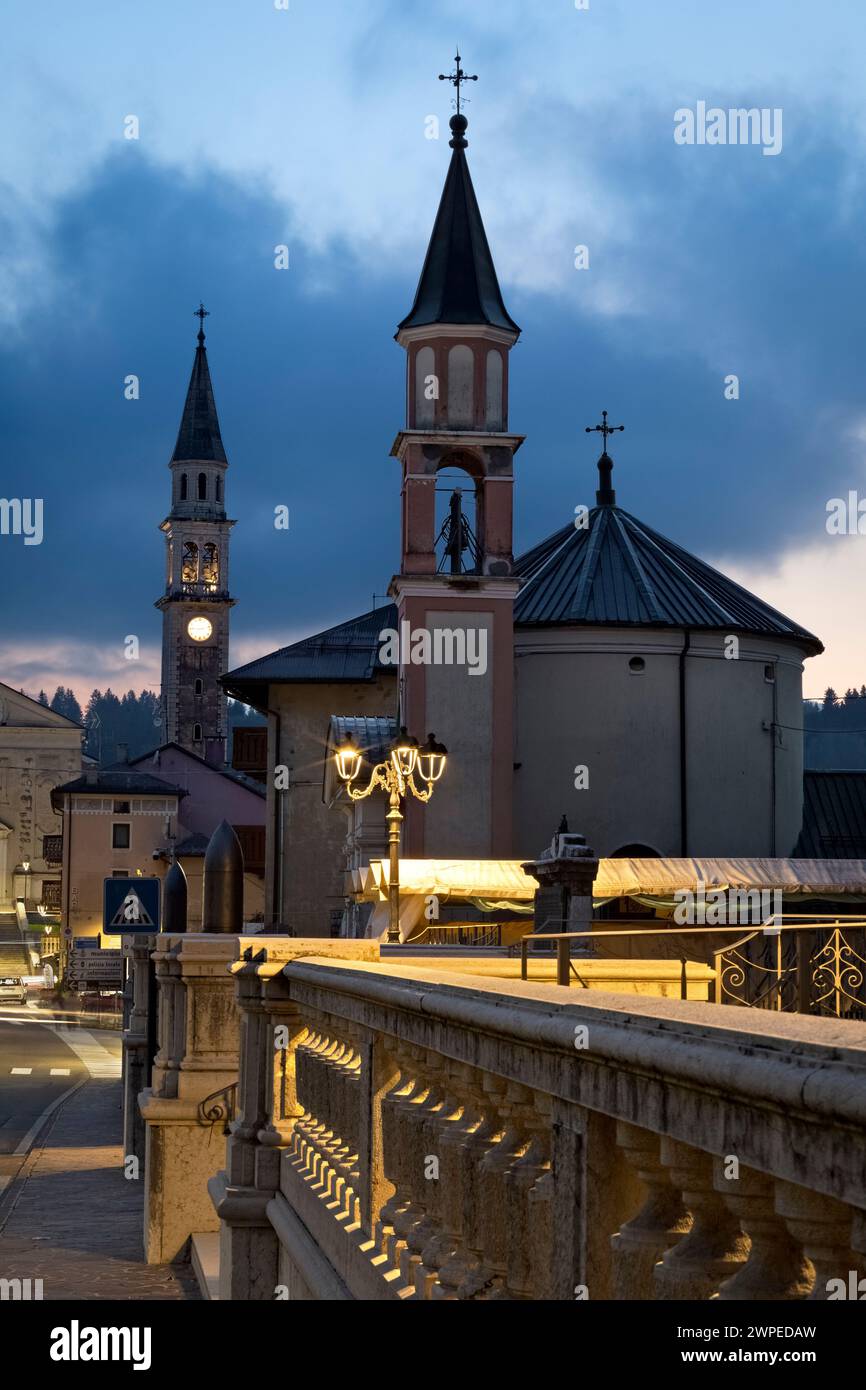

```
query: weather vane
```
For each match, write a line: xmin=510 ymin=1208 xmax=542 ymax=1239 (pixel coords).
xmin=585 ymin=409 xmax=625 ymax=451
xmin=439 ymin=49 xmax=478 ymax=115
xmin=194 ymin=302 xmax=209 ymax=341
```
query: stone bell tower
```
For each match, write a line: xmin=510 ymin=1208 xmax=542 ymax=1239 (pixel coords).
xmin=391 ymin=93 xmax=524 ymax=858
xmin=156 ymin=307 xmax=235 ymax=765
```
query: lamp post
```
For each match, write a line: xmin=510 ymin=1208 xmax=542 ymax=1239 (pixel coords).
xmin=334 ymin=727 xmax=447 ymax=943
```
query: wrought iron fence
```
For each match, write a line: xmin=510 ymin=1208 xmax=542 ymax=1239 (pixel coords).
xmin=715 ymin=918 xmax=866 ymax=1019
xmin=517 ymin=916 xmax=866 ymax=1016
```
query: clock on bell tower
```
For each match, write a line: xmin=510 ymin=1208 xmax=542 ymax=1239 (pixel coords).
xmin=156 ymin=306 xmax=235 ymax=765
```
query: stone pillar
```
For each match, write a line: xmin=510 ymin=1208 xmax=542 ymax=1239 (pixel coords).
xmin=121 ymin=933 xmax=156 ymax=1164
xmin=522 ymin=830 xmax=599 ymax=942
xmin=140 ymin=934 xmax=242 ymax=1264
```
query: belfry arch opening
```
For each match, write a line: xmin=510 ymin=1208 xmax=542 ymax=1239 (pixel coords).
xmin=434 ymin=459 xmax=481 ymax=576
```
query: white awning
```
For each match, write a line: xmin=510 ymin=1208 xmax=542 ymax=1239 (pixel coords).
xmin=353 ymin=856 xmax=866 ymax=902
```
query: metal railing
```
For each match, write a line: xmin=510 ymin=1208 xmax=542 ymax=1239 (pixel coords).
xmin=519 ymin=916 xmax=866 ymax=1016
xmin=407 ymin=921 xmax=506 ymax=948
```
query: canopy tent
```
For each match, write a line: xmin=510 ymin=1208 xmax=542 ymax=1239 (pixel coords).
xmin=352 ymin=856 xmax=866 ymax=907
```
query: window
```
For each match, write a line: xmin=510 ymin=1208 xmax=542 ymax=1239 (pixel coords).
xmin=447 ymin=345 xmax=474 ymax=428
xmin=415 ymin=346 xmax=436 ymax=427
xmin=764 ymin=664 xmax=776 ymax=683
xmin=180 ymin=473 xmax=188 ymax=501
xmin=194 ymin=678 xmax=203 ymax=695
xmin=113 ymin=800 xmax=130 ymax=813
xmin=193 ymin=723 xmax=202 ymax=741
xmin=629 ymin=657 xmax=646 ymax=674
xmin=198 ymin=472 xmax=207 ymax=500
xmin=111 ymin=869 xmax=129 ymax=878
xmin=485 ymin=349 xmax=503 ymax=429
xmin=215 ymin=476 xmax=222 ymax=503
xmin=112 ymin=823 xmax=130 ymax=849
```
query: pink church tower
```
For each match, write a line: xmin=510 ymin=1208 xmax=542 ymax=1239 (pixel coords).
xmin=391 ymin=84 xmax=524 ymax=859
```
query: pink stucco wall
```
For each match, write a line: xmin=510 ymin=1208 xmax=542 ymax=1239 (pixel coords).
xmin=131 ymin=746 xmax=265 ymax=837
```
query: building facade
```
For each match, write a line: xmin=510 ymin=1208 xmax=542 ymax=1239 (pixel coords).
xmin=0 ymin=684 xmax=83 ymax=915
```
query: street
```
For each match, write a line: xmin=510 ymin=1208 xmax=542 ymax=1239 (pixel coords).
xmin=0 ymin=1009 xmax=121 ymax=1203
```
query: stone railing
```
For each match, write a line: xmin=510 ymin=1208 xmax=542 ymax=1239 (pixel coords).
xmin=136 ymin=933 xmax=377 ymax=1267
xmin=213 ymin=948 xmax=866 ymax=1300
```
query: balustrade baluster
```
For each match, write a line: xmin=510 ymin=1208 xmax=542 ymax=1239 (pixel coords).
xmin=654 ymin=1139 xmax=749 ymax=1299
xmin=714 ymin=1163 xmax=813 ymax=1300
xmin=610 ymin=1123 xmax=692 ymax=1299
xmin=775 ymin=1181 xmax=864 ymax=1300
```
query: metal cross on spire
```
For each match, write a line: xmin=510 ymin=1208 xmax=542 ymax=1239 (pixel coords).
xmin=439 ymin=49 xmax=478 ymax=115
xmin=194 ymin=302 xmax=210 ymax=343
xmin=585 ymin=409 xmax=625 ymax=452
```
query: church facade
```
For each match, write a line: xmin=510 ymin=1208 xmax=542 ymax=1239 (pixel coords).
xmin=224 ymin=111 xmax=822 ymax=936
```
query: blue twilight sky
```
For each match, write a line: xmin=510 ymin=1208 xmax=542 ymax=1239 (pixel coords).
xmin=3 ymin=0 xmax=866 ymax=702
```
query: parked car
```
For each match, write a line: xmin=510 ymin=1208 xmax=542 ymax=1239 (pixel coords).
xmin=0 ymin=976 xmax=27 ymax=1005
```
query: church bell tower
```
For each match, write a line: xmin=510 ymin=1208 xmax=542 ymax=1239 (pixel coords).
xmin=156 ymin=306 xmax=235 ymax=765
xmin=391 ymin=63 xmax=523 ymax=858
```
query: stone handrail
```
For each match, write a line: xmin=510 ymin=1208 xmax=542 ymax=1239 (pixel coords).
xmin=213 ymin=945 xmax=866 ymax=1301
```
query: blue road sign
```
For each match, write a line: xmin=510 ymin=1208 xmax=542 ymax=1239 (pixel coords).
xmin=103 ymin=877 xmax=161 ymax=933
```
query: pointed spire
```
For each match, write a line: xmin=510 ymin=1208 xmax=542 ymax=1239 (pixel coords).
xmin=397 ymin=111 xmax=519 ymax=335
xmin=170 ymin=305 xmax=227 ymax=463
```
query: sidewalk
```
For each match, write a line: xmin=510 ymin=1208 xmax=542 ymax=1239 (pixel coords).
xmin=0 ymin=1077 xmax=198 ymax=1300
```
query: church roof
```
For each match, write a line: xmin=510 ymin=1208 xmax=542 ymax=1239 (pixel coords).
xmin=397 ymin=115 xmax=519 ymax=335
xmin=514 ymin=502 xmax=823 ymax=652
xmin=221 ymin=604 xmax=398 ymax=709
xmin=171 ymin=328 xmax=227 ymax=464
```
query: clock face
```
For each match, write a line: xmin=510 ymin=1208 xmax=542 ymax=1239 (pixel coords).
xmin=187 ymin=616 xmax=213 ymax=643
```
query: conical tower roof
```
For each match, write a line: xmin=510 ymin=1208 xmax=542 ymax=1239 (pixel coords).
xmin=398 ymin=114 xmax=519 ymax=335
xmin=171 ymin=318 xmax=227 ymax=464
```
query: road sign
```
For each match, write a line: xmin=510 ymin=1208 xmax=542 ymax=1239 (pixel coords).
xmin=103 ymin=877 xmax=161 ymax=934
xmin=69 ymin=949 xmax=124 ymax=985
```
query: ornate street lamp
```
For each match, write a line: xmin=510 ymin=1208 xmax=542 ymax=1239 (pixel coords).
xmin=334 ymin=727 xmax=447 ymax=943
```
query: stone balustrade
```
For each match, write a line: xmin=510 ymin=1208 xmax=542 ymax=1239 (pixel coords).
xmin=213 ymin=948 xmax=866 ymax=1300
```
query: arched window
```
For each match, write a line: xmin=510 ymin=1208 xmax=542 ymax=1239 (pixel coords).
xmin=198 ymin=472 xmax=207 ymax=500
xmin=180 ymin=473 xmax=188 ymax=501
xmin=215 ymin=476 xmax=222 ymax=503
xmin=434 ymin=460 xmax=481 ymax=575
xmin=485 ymin=350 xmax=503 ymax=430
xmin=447 ymin=345 xmax=474 ymax=428
xmin=202 ymin=543 xmax=219 ymax=588
xmin=194 ymin=678 xmax=203 ymax=696
xmin=415 ymin=346 xmax=436 ymax=427
xmin=193 ymin=723 xmax=202 ymax=742
xmin=181 ymin=541 xmax=199 ymax=583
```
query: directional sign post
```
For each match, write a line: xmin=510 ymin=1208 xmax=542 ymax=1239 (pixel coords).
xmin=103 ymin=877 xmax=161 ymax=934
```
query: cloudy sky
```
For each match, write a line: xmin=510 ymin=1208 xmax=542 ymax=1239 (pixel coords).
xmin=2 ymin=0 xmax=866 ymax=703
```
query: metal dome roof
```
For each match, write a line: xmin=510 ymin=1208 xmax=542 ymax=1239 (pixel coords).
xmin=513 ymin=503 xmax=822 ymax=652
